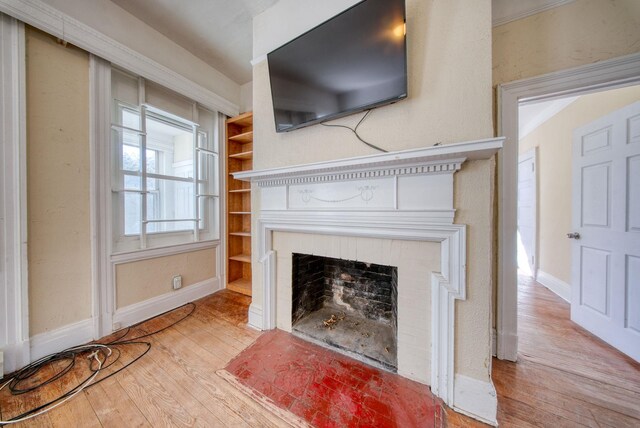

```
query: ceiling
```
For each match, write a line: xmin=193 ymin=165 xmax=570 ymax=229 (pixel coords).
xmin=110 ymin=0 xmax=279 ymax=85
xmin=109 ymin=0 xmax=572 ymax=87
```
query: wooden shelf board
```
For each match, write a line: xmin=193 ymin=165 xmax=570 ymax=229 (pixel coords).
xmin=229 ymin=189 xmax=250 ymax=193
xmin=229 ymin=131 xmax=253 ymax=143
xmin=229 ymin=150 xmax=253 ymax=160
xmin=229 ymin=232 xmax=251 ymax=237
xmin=229 ymin=211 xmax=251 ymax=215
xmin=229 ymin=254 xmax=251 ymax=263
xmin=227 ymin=278 xmax=252 ymax=296
xmin=226 ymin=112 xmax=253 ymax=127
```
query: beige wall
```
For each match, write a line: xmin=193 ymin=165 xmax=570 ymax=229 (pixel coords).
xmin=519 ymin=85 xmax=640 ymax=284
xmin=26 ymin=27 xmax=92 ymax=335
xmin=252 ymin=0 xmax=495 ymax=383
xmin=116 ymin=248 xmax=217 ymax=308
xmin=25 ymin=27 xmax=219 ymax=336
xmin=493 ymin=0 xmax=640 ymax=86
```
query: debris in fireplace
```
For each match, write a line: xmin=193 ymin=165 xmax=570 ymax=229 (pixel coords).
xmin=323 ymin=313 xmax=346 ymax=329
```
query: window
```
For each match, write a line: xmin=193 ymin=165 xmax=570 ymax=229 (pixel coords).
xmin=111 ymin=70 xmax=220 ymax=252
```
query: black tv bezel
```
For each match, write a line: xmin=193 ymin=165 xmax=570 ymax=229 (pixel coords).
xmin=266 ymin=0 xmax=408 ymax=133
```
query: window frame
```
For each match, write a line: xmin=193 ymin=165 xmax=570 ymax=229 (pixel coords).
xmin=110 ymin=78 xmax=221 ymax=254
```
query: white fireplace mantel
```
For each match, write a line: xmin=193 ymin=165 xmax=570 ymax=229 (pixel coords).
xmin=234 ymin=137 xmax=503 ymax=425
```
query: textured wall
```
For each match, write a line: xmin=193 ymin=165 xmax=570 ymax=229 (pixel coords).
xmin=116 ymin=248 xmax=217 ymax=308
xmin=26 ymin=28 xmax=92 ymax=335
xmin=493 ymin=0 xmax=640 ymax=86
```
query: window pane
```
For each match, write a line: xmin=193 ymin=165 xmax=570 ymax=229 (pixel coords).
xmin=146 ymin=115 xmax=194 ymax=179
xmin=146 ymin=178 xmax=196 ymax=233
xmin=124 ymin=192 xmax=141 ymax=235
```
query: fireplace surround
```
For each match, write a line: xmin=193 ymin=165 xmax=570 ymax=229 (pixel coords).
xmin=234 ymin=138 xmax=503 ymax=425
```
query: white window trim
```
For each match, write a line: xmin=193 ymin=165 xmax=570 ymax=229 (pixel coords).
xmin=0 ymin=13 xmax=29 ymax=374
xmin=92 ymin=57 xmax=225 ymax=338
xmin=111 ymin=91 xmax=220 ymax=253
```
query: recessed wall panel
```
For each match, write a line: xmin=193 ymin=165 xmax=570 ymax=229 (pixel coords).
xmin=627 ymin=255 xmax=640 ymax=333
xmin=628 ymin=155 xmax=640 ymax=232
xmin=580 ymin=246 xmax=610 ymax=316
xmin=581 ymin=127 xmax=611 ymax=156
xmin=581 ymin=163 xmax=611 ymax=228
xmin=628 ymin=114 xmax=640 ymax=145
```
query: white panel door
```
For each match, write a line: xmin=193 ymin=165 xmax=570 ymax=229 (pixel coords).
xmin=571 ymin=101 xmax=640 ymax=362
xmin=517 ymin=149 xmax=536 ymax=276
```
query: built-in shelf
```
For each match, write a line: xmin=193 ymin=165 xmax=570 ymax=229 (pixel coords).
xmin=229 ymin=130 xmax=253 ymax=144
xmin=227 ymin=278 xmax=252 ymax=296
xmin=226 ymin=112 xmax=253 ymax=298
xmin=229 ymin=254 xmax=251 ymax=263
xmin=229 ymin=150 xmax=253 ymax=160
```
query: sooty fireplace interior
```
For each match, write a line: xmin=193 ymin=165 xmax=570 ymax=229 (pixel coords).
xmin=291 ymin=253 xmax=398 ymax=371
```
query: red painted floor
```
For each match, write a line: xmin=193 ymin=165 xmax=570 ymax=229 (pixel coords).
xmin=225 ymin=329 xmax=445 ymax=428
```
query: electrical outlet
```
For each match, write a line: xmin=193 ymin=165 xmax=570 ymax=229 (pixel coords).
xmin=172 ymin=275 xmax=182 ymax=290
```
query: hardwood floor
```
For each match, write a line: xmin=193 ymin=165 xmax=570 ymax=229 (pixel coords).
xmin=2 ymin=280 xmax=639 ymax=427
xmin=0 ymin=291 xmax=294 ymax=427
xmin=490 ymin=275 xmax=640 ymax=427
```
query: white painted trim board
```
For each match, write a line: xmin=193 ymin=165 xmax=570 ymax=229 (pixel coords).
xmin=0 ymin=13 xmax=29 ymax=374
xmin=536 ymin=270 xmax=571 ymax=302
xmin=30 ymin=318 xmax=95 ymax=361
xmin=113 ymin=277 xmax=221 ymax=329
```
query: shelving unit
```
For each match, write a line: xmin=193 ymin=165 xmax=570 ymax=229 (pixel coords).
xmin=226 ymin=111 xmax=253 ymax=297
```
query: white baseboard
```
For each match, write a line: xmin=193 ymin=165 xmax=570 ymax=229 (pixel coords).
xmin=30 ymin=318 xmax=95 ymax=362
xmin=248 ymin=303 xmax=263 ymax=330
xmin=453 ymin=374 xmax=498 ymax=426
xmin=1 ymin=340 xmax=30 ymax=375
xmin=496 ymin=330 xmax=518 ymax=362
xmin=113 ymin=278 xmax=220 ymax=329
xmin=536 ymin=270 xmax=571 ymax=302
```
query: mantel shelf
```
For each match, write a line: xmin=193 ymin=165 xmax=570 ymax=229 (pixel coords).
xmin=233 ymin=137 xmax=503 ymax=186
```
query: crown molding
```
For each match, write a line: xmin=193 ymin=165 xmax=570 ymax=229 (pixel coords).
xmin=492 ymin=0 xmax=575 ymax=27
xmin=0 ymin=0 xmax=239 ymax=117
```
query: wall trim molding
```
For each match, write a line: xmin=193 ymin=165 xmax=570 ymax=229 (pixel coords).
xmin=113 ymin=278 xmax=221 ymax=329
xmin=111 ymin=240 xmax=220 ymax=264
xmin=536 ymin=270 xmax=571 ymax=302
xmin=0 ymin=0 xmax=239 ymax=117
xmin=0 ymin=13 xmax=29 ymax=374
xmin=30 ymin=318 xmax=95 ymax=361
xmin=452 ymin=374 xmax=498 ymax=426
xmin=496 ymin=51 xmax=640 ymax=363
xmin=247 ymin=304 xmax=263 ymax=331
xmin=492 ymin=0 xmax=575 ymax=27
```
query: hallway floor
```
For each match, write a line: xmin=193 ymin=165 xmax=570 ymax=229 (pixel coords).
xmin=489 ymin=275 xmax=640 ymax=427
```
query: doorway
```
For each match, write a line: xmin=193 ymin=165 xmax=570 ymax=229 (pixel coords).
xmin=496 ymin=53 xmax=640 ymax=362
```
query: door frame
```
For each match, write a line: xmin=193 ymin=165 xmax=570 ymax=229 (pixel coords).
xmin=496 ymin=52 xmax=640 ymax=361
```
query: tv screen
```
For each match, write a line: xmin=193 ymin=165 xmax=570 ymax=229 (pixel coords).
xmin=267 ymin=0 xmax=407 ymax=133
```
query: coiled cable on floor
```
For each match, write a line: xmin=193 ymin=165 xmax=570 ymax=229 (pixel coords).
xmin=0 ymin=303 xmax=195 ymax=425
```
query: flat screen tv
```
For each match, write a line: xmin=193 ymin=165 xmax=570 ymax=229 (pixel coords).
xmin=267 ymin=0 xmax=407 ymax=133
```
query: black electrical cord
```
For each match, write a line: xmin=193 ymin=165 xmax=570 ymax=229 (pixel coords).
xmin=0 ymin=302 xmax=195 ymax=424
xmin=321 ymin=110 xmax=388 ymax=153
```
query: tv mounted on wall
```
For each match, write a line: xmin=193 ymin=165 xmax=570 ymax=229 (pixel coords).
xmin=267 ymin=0 xmax=407 ymax=133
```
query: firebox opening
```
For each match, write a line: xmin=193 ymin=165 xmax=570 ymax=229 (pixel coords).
xmin=291 ymin=253 xmax=398 ymax=371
